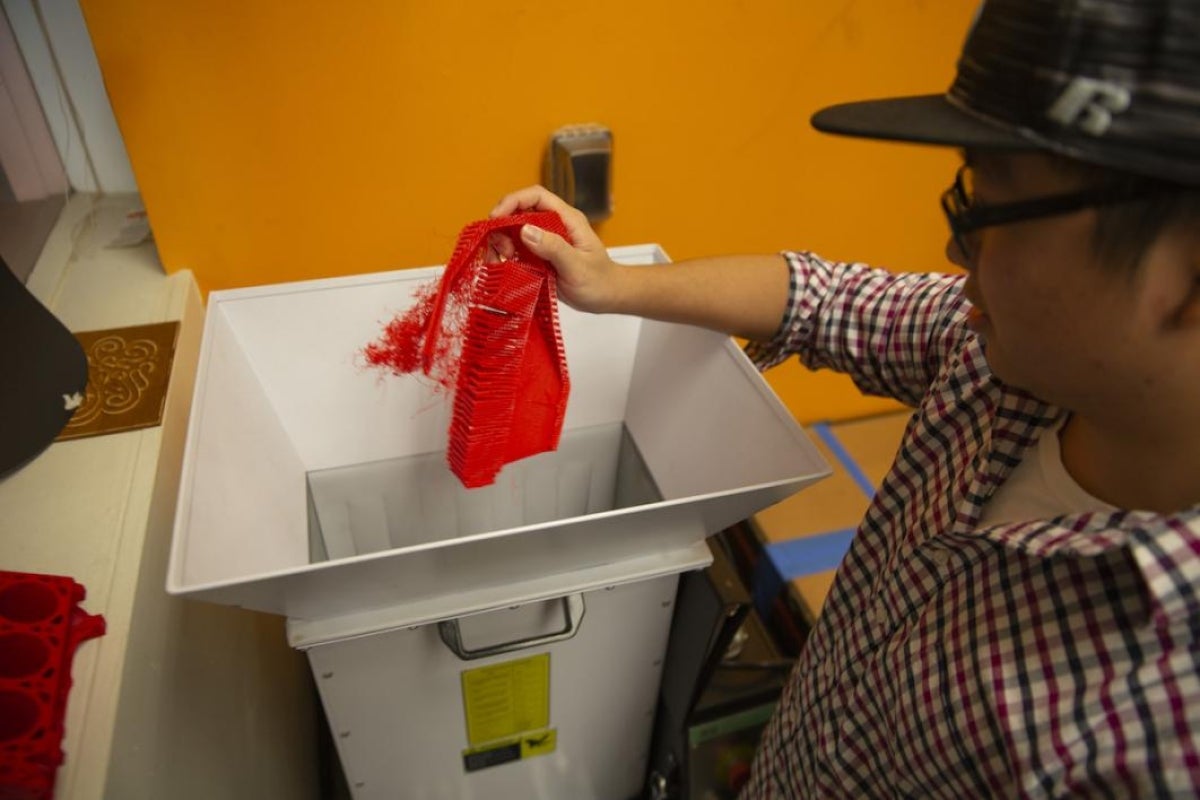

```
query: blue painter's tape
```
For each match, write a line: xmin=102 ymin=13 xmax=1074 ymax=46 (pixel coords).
xmin=811 ymin=422 xmax=877 ymax=499
xmin=766 ymin=528 xmax=856 ymax=579
xmin=750 ymin=552 xmax=786 ymax=621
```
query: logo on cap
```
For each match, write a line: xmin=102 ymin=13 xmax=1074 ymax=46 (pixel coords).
xmin=1046 ymin=77 xmax=1131 ymax=136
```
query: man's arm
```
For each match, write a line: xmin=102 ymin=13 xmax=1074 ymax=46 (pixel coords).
xmin=576 ymin=253 xmax=791 ymax=342
xmin=491 ymin=186 xmax=791 ymax=341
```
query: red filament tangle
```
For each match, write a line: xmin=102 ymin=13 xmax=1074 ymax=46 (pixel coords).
xmin=363 ymin=211 xmax=571 ymax=487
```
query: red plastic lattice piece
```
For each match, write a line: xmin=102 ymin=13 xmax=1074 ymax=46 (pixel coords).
xmin=364 ymin=211 xmax=571 ymax=488
xmin=0 ymin=571 xmax=105 ymax=800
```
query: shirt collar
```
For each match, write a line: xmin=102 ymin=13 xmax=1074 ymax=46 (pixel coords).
xmin=963 ymin=376 xmax=1200 ymax=621
xmin=976 ymin=509 xmax=1200 ymax=623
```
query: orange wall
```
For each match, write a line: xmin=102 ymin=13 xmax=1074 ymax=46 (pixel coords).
xmin=80 ymin=1 xmax=974 ymax=423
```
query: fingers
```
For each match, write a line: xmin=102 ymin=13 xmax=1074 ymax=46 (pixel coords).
xmin=490 ymin=185 xmax=571 ymax=219
xmin=490 ymin=186 xmax=604 ymax=264
xmin=519 ymin=223 xmax=566 ymax=264
xmin=486 ymin=187 xmax=567 ymax=262
xmin=486 ymin=223 xmax=571 ymax=272
xmin=491 ymin=187 xmax=594 ymax=242
xmin=485 ymin=231 xmax=516 ymax=262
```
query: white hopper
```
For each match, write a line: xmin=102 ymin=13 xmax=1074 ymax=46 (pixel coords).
xmin=167 ymin=245 xmax=831 ymax=621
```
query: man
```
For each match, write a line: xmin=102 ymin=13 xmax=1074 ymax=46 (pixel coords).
xmin=492 ymin=0 xmax=1200 ymax=794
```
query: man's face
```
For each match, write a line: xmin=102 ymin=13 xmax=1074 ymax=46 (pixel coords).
xmin=946 ymin=152 xmax=1197 ymax=421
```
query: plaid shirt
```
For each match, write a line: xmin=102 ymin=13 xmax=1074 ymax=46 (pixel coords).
xmin=740 ymin=252 xmax=1200 ymax=798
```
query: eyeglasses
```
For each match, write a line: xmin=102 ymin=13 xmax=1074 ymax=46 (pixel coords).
xmin=940 ymin=165 xmax=1163 ymax=265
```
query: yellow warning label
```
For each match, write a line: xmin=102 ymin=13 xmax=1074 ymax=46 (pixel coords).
xmin=460 ymin=653 xmax=550 ymax=747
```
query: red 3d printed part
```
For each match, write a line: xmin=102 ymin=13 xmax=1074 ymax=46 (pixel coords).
xmin=364 ymin=211 xmax=571 ymax=488
xmin=0 ymin=570 xmax=105 ymax=800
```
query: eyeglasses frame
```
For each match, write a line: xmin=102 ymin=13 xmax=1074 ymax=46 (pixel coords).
xmin=940 ymin=165 xmax=1166 ymax=265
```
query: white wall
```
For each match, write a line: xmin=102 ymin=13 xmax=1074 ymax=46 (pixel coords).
xmin=3 ymin=0 xmax=136 ymax=193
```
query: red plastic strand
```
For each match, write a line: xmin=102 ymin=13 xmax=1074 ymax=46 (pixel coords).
xmin=364 ymin=211 xmax=571 ymax=487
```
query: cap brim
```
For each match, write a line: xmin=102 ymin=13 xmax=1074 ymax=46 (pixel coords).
xmin=811 ymin=94 xmax=1034 ymax=150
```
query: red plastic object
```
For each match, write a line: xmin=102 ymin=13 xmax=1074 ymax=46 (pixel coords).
xmin=364 ymin=211 xmax=571 ymax=488
xmin=0 ymin=571 xmax=105 ymax=800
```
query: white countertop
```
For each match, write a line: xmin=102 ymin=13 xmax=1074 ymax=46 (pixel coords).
xmin=0 ymin=193 xmax=318 ymax=799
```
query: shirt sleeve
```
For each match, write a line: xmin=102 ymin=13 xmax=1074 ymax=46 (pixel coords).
xmin=743 ymin=250 xmax=971 ymax=408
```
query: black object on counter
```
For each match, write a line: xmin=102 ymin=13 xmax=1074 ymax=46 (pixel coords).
xmin=0 ymin=255 xmax=88 ymax=478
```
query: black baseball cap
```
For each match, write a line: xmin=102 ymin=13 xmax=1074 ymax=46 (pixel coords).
xmin=812 ymin=0 xmax=1200 ymax=185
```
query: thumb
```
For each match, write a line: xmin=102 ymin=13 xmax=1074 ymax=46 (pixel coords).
xmin=520 ymin=224 xmax=570 ymax=268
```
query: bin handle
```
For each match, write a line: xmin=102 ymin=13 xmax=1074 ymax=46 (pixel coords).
xmin=438 ymin=595 xmax=586 ymax=661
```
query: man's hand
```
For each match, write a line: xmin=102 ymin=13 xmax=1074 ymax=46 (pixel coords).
xmin=490 ymin=186 xmax=626 ymax=314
